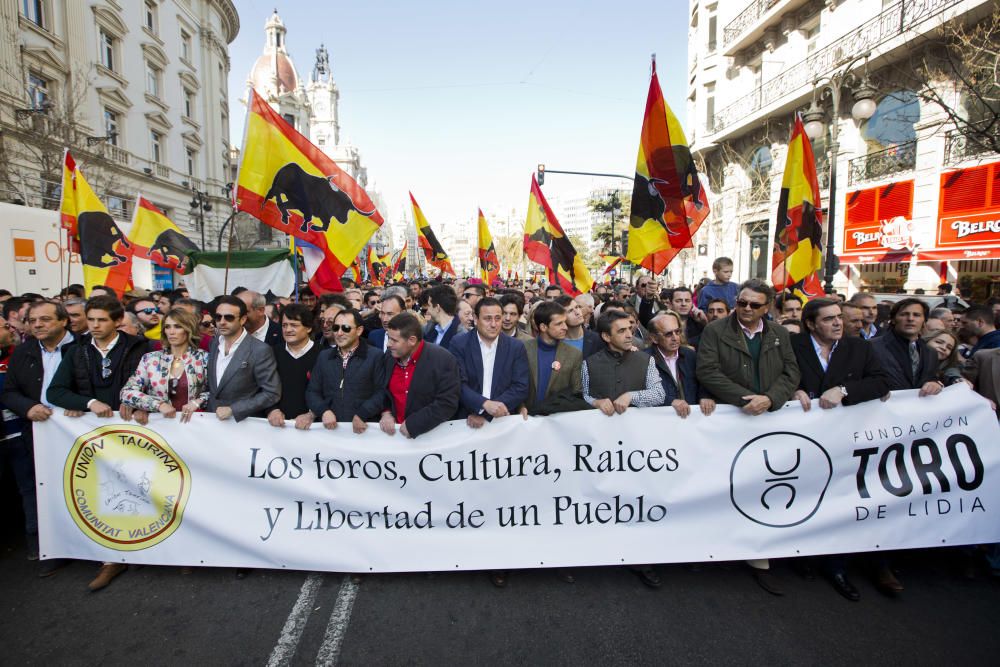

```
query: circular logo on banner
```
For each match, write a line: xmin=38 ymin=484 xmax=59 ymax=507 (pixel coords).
xmin=63 ymin=425 xmax=191 ymax=551
xmin=730 ymin=432 xmax=832 ymax=528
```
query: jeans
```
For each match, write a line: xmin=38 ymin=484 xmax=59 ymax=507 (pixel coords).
xmin=0 ymin=435 xmax=38 ymax=535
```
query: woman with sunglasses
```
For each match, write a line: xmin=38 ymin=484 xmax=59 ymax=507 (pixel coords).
xmin=121 ymin=308 xmax=209 ymax=425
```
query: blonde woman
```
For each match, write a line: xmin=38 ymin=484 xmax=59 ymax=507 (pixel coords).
xmin=121 ymin=308 xmax=209 ymax=424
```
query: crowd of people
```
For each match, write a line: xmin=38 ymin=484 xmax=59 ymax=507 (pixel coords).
xmin=2 ymin=255 xmax=999 ymax=598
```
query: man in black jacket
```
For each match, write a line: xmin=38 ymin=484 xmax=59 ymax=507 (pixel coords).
xmin=791 ymin=297 xmax=889 ymax=602
xmin=306 ymin=308 xmax=386 ymax=433
xmin=423 ymin=285 xmax=465 ymax=348
xmin=870 ymin=298 xmax=941 ymax=395
xmin=0 ymin=300 xmax=76 ymax=567
xmin=379 ymin=312 xmax=460 ymax=439
xmin=45 ymin=295 xmax=150 ymax=592
xmin=267 ymin=304 xmax=322 ymax=429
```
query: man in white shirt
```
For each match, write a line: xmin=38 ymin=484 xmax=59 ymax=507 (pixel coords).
xmin=237 ymin=289 xmax=280 ymax=346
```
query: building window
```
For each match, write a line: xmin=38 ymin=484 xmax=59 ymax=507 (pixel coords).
xmin=748 ymin=145 xmax=773 ymax=190
xmin=145 ymin=61 xmax=161 ymax=97
xmin=804 ymin=22 xmax=821 ymax=54
xmin=317 ymin=135 xmax=326 ymax=146
xmin=282 ymin=113 xmax=295 ymax=129
xmin=863 ymin=90 xmax=920 ymax=152
xmin=180 ymin=30 xmax=192 ymax=61
xmin=107 ymin=195 xmax=128 ymax=220
xmin=705 ymin=83 xmax=715 ymax=131
xmin=144 ymin=0 xmax=157 ymax=33
xmin=99 ymin=29 xmax=116 ymax=71
xmin=151 ymin=130 xmax=163 ymax=163
xmin=707 ymin=15 xmax=717 ymax=53
xmin=186 ymin=148 xmax=196 ymax=176
xmin=184 ymin=89 xmax=194 ymax=118
xmin=27 ymin=72 xmax=48 ymax=109
xmin=104 ymin=108 xmax=119 ymax=145
xmin=21 ymin=0 xmax=44 ymax=28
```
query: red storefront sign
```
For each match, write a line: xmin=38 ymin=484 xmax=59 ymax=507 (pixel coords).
xmin=840 ymin=180 xmax=915 ymax=263
xmin=937 ymin=160 xmax=1000 ymax=250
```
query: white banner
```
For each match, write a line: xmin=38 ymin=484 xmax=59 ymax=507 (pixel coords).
xmin=34 ymin=385 xmax=1000 ymax=572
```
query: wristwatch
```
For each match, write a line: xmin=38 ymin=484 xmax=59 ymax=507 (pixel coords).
xmin=838 ymin=385 xmax=848 ymax=397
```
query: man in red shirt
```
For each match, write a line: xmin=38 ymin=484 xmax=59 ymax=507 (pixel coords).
xmin=379 ymin=313 xmax=460 ymax=439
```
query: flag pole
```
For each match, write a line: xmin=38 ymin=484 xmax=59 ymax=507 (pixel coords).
xmin=290 ymin=234 xmax=299 ymax=303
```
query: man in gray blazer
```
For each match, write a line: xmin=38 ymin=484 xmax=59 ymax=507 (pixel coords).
xmin=206 ymin=295 xmax=280 ymax=422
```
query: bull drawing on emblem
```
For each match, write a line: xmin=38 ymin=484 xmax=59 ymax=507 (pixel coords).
xmin=528 ymin=224 xmax=580 ymax=292
xmin=77 ymin=211 xmax=131 ymax=267
xmin=263 ymin=163 xmax=377 ymax=233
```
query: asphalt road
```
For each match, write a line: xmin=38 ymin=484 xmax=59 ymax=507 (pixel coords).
xmin=2 ymin=524 xmax=999 ymax=666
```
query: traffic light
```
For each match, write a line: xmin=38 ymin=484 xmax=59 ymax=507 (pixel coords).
xmin=537 ymin=164 xmax=545 ymax=186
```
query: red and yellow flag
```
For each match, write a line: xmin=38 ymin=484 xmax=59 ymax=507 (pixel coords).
xmin=524 ymin=175 xmax=593 ymax=297
xmin=235 ymin=88 xmax=384 ymax=281
xmin=477 ymin=208 xmax=501 ymax=284
xmin=601 ymin=254 xmax=624 ymax=277
xmin=410 ymin=192 xmax=454 ymax=275
xmin=627 ymin=57 xmax=710 ymax=274
xmin=391 ymin=241 xmax=408 ymax=279
xmin=772 ymin=115 xmax=825 ymax=301
xmin=129 ymin=196 xmax=198 ymax=272
xmin=366 ymin=246 xmax=389 ymax=286
xmin=60 ymin=150 xmax=133 ymax=296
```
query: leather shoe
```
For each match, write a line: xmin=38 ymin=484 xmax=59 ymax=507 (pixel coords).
xmin=751 ymin=568 xmax=784 ymax=596
xmin=88 ymin=563 xmax=126 ymax=591
xmin=630 ymin=565 xmax=662 ymax=589
xmin=875 ymin=566 xmax=904 ymax=595
xmin=38 ymin=558 xmax=71 ymax=578
xmin=830 ymin=573 xmax=860 ymax=601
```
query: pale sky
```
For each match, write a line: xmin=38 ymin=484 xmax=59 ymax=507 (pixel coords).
xmin=228 ymin=1 xmax=690 ymax=235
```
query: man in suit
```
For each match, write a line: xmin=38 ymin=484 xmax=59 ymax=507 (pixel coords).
xmin=379 ymin=312 xmax=460 ymax=439
xmin=870 ymin=298 xmax=941 ymax=395
xmin=790 ymin=297 xmax=889 ymax=602
xmin=0 ymin=300 xmax=76 ymax=571
xmin=520 ymin=301 xmax=590 ymax=416
xmin=423 ymin=285 xmax=465 ymax=348
xmin=238 ymin=290 xmax=281 ymax=347
xmin=449 ymin=297 xmax=529 ymax=428
xmin=499 ymin=293 xmax=533 ymax=343
xmin=697 ymin=279 xmax=800 ymax=596
xmin=848 ymin=293 xmax=881 ymax=340
xmin=207 ymin=295 xmax=281 ymax=423
xmin=647 ymin=311 xmax=715 ymax=419
xmin=367 ymin=294 xmax=405 ymax=352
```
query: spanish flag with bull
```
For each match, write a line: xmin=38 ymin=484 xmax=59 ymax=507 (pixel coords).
xmin=234 ymin=88 xmax=384 ymax=284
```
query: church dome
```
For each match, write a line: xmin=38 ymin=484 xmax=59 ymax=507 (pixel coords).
xmin=249 ymin=10 xmax=299 ymax=94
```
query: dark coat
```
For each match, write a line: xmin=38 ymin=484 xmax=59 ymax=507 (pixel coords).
xmin=262 ymin=319 xmax=282 ymax=347
xmin=870 ymin=331 xmax=939 ymax=391
xmin=791 ymin=334 xmax=889 ymax=404
xmin=46 ymin=333 xmax=149 ymax=411
xmin=0 ymin=336 xmax=76 ymax=444
xmin=648 ymin=346 xmax=704 ymax=404
xmin=423 ymin=317 xmax=464 ymax=349
xmin=696 ymin=314 xmax=800 ymax=411
xmin=367 ymin=329 xmax=388 ymax=352
xmin=581 ymin=329 xmax=606 ymax=359
xmin=306 ymin=342 xmax=387 ymax=422
xmin=382 ymin=341 xmax=461 ymax=438
xmin=448 ymin=331 xmax=529 ymax=418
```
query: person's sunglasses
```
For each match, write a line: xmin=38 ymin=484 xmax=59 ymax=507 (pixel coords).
xmin=199 ymin=320 xmax=214 ymax=329
xmin=736 ymin=299 xmax=768 ymax=310
xmin=213 ymin=313 xmax=238 ymax=322
xmin=462 ymin=293 xmax=477 ymax=298
xmin=138 ymin=307 xmax=160 ymax=315
xmin=331 ymin=324 xmax=355 ymax=333
xmin=100 ymin=357 xmax=112 ymax=379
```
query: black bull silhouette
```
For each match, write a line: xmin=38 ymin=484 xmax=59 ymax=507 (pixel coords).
xmin=421 ymin=226 xmax=450 ymax=261
xmin=77 ymin=211 xmax=131 ymax=267
xmin=149 ymin=229 xmax=198 ymax=270
xmin=630 ymin=148 xmax=706 ymax=236
xmin=528 ymin=227 xmax=580 ymax=291
xmin=263 ymin=163 xmax=377 ymax=233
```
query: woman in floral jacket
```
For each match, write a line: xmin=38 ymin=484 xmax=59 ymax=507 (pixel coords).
xmin=121 ymin=308 xmax=209 ymax=424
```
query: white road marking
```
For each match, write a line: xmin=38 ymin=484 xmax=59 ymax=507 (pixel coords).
xmin=266 ymin=572 xmax=325 ymax=667
xmin=314 ymin=575 xmax=362 ymax=666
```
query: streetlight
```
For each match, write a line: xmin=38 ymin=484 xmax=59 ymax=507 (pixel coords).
xmin=189 ymin=189 xmax=212 ymax=251
xmin=802 ymin=53 xmax=878 ymax=295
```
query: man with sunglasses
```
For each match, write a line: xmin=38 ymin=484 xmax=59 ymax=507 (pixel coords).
xmin=45 ymin=295 xmax=151 ymax=592
xmin=647 ymin=311 xmax=714 ymax=419
xmin=306 ymin=308 xmax=386 ymax=433
xmin=129 ymin=296 xmax=162 ymax=342
xmin=696 ymin=279 xmax=800 ymax=596
xmin=206 ymin=296 xmax=280 ymax=423
xmin=462 ymin=283 xmax=485 ymax=309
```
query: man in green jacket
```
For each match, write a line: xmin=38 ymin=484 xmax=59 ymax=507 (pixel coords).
xmin=696 ymin=279 xmax=800 ymax=596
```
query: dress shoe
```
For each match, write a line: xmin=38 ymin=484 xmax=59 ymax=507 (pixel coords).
xmin=88 ymin=563 xmax=127 ymax=591
xmin=830 ymin=573 xmax=860 ymax=601
xmin=751 ymin=568 xmax=784 ymax=596
xmin=38 ymin=558 xmax=71 ymax=578
xmin=875 ymin=566 xmax=904 ymax=595
xmin=630 ymin=565 xmax=662 ymax=589
xmin=489 ymin=570 xmax=509 ymax=588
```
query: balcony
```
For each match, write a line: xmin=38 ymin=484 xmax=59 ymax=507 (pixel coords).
xmin=722 ymin=0 xmax=796 ymax=55
xmin=101 ymin=144 xmax=129 ymax=166
xmin=943 ymin=124 xmax=1000 ymax=166
xmin=154 ymin=163 xmax=170 ymax=178
xmin=710 ymin=0 xmax=962 ymax=138
xmin=847 ymin=140 xmax=917 ymax=186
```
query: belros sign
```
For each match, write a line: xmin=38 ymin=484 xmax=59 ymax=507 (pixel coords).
xmin=35 ymin=385 xmax=1000 ymax=572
